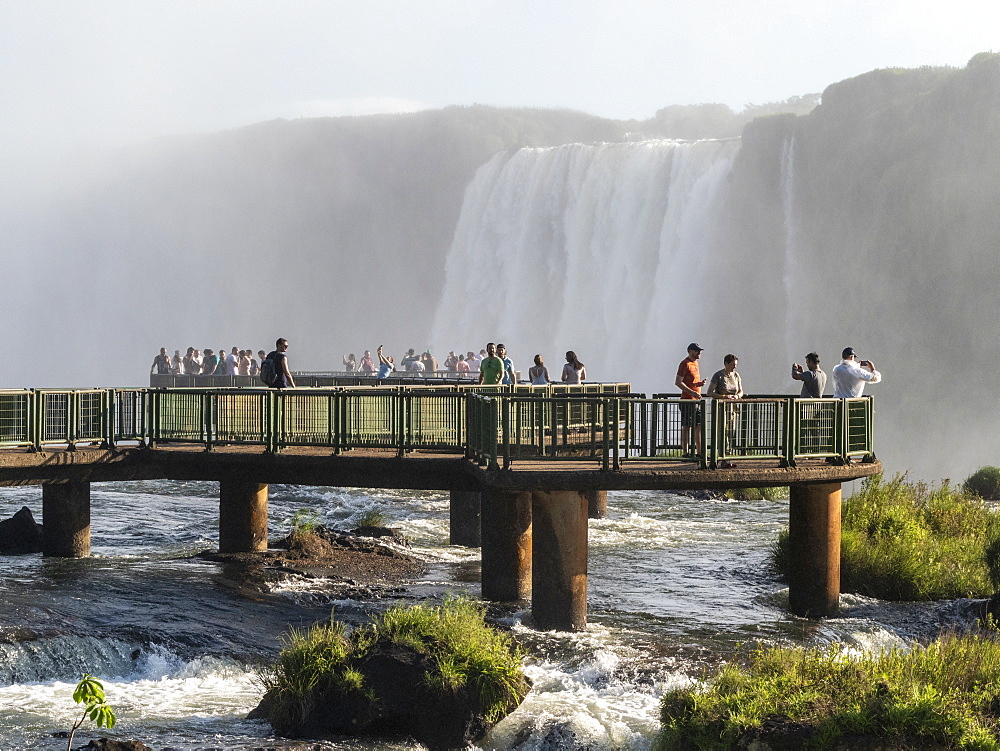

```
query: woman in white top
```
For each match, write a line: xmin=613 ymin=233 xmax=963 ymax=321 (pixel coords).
xmin=528 ymin=354 xmax=550 ymax=385
xmin=561 ymin=351 xmax=586 ymax=384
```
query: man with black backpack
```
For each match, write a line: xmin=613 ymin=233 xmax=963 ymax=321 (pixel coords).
xmin=261 ymin=338 xmax=295 ymax=389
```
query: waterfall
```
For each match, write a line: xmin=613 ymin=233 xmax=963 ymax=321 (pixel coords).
xmin=780 ymin=133 xmax=801 ymax=369
xmin=431 ymin=139 xmax=740 ymax=392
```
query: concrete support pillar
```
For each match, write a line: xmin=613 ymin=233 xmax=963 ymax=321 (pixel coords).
xmin=586 ymin=490 xmax=608 ymax=519
xmin=788 ymin=482 xmax=841 ymax=617
xmin=449 ymin=490 xmax=482 ymax=547
xmin=480 ymin=490 xmax=532 ymax=602
xmin=42 ymin=481 xmax=91 ymax=557
xmin=219 ymin=480 xmax=269 ymax=553
xmin=531 ymin=490 xmax=589 ymax=631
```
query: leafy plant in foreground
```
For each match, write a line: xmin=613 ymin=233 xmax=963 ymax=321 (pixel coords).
xmin=67 ymin=674 xmax=116 ymax=751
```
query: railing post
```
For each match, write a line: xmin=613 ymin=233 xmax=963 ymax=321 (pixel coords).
xmin=698 ymin=397 xmax=708 ymax=469
xmin=708 ymin=399 xmax=720 ymax=469
xmin=147 ymin=390 xmax=157 ymax=448
xmin=204 ymin=392 xmax=215 ymax=451
xmin=489 ymin=398 xmax=500 ymax=470
xmin=501 ymin=397 xmax=511 ymax=469
xmin=835 ymin=398 xmax=846 ymax=463
xmin=29 ymin=390 xmax=40 ymax=452
xmin=613 ymin=397 xmax=622 ymax=469
xmin=397 ymin=390 xmax=407 ymax=457
xmin=103 ymin=389 xmax=114 ymax=448
xmin=784 ymin=397 xmax=797 ymax=468
xmin=601 ymin=398 xmax=610 ymax=470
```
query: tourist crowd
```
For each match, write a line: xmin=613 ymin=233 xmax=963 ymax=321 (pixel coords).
xmin=150 ymin=346 xmax=269 ymax=377
xmin=341 ymin=345 xmax=588 ymax=386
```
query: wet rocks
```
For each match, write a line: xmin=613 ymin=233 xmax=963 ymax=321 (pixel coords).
xmin=74 ymin=739 xmax=154 ymax=751
xmin=0 ymin=505 xmax=43 ymax=554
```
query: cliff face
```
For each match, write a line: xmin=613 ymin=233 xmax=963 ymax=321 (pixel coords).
xmin=719 ymin=55 xmax=1000 ymax=478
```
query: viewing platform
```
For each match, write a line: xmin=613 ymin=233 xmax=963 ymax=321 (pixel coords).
xmin=0 ymin=382 xmax=880 ymax=630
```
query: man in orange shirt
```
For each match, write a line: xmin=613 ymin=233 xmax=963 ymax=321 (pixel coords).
xmin=675 ymin=342 xmax=707 ymax=458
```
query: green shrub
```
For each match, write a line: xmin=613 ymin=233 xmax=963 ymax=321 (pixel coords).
xmin=725 ymin=487 xmax=787 ymax=501
xmin=261 ymin=597 xmax=529 ymax=729
xmin=965 ymin=467 xmax=1000 ymax=500
xmin=770 ymin=474 xmax=1000 ymax=600
xmin=289 ymin=508 xmax=320 ymax=535
xmin=654 ymin=633 xmax=1000 ymax=750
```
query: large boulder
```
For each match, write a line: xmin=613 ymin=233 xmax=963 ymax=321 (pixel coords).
xmin=250 ymin=599 xmax=530 ymax=750
xmin=0 ymin=506 xmax=43 ymax=554
xmin=252 ymin=642 xmax=502 ymax=750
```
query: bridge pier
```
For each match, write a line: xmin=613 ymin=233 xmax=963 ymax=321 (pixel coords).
xmin=219 ymin=480 xmax=269 ymax=553
xmin=42 ymin=481 xmax=91 ymax=557
xmin=532 ymin=490 xmax=588 ymax=631
xmin=481 ymin=490 xmax=532 ymax=602
xmin=788 ymin=482 xmax=841 ymax=617
xmin=586 ymin=490 xmax=607 ymax=519
xmin=449 ymin=491 xmax=481 ymax=547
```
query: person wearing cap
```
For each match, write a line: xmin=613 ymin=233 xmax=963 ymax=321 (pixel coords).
xmin=832 ymin=347 xmax=881 ymax=398
xmin=675 ymin=343 xmax=707 ymax=457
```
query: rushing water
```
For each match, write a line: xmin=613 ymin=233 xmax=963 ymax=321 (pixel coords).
xmin=0 ymin=480 xmax=981 ymax=750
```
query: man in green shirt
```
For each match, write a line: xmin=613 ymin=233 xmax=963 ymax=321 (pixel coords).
xmin=478 ymin=342 xmax=505 ymax=385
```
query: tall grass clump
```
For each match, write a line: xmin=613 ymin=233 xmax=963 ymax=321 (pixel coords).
xmin=724 ymin=487 xmax=787 ymax=501
xmin=965 ymin=466 xmax=1000 ymax=500
xmin=354 ymin=507 xmax=387 ymax=528
xmin=260 ymin=597 xmax=529 ymax=732
xmin=655 ymin=633 xmax=1000 ymax=750
xmin=770 ymin=474 xmax=1000 ymax=600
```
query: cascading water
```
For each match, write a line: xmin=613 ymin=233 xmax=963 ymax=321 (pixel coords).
xmin=431 ymin=139 xmax=739 ymax=393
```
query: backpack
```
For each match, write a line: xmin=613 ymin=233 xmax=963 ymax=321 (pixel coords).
xmin=259 ymin=351 xmax=277 ymax=386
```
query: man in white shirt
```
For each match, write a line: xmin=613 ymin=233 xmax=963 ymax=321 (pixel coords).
xmin=832 ymin=347 xmax=882 ymax=398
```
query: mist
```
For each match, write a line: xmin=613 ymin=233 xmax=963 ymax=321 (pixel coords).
xmin=2 ymin=55 xmax=999 ymax=484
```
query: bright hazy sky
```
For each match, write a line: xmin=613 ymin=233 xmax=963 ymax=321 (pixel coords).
xmin=1 ymin=0 xmax=997 ymax=158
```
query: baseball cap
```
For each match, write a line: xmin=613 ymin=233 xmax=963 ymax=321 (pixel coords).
xmin=687 ymin=342 xmax=704 ymax=351
xmin=842 ymin=347 xmax=857 ymax=359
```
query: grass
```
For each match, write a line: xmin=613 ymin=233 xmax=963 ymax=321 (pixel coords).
xmin=355 ymin=508 xmax=387 ymax=528
xmin=654 ymin=632 xmax=1000 ymax=750
xmin=260 ymin=597 xmax=529 ymax=731
xmin=771 ymin=474 xmax=1000 ymax=600
xmin=724 ymin=487 xmax=786 ymax=501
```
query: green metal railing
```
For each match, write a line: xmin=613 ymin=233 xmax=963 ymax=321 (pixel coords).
xmin=0 ymin=388 xmax=874 ymax=470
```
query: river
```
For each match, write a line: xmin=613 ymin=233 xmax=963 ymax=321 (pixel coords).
xmin=0 ymin=479 xmax=979 ymax=750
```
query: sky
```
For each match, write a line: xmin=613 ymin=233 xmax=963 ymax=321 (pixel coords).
xmin=0 ymin=0 xmax=997 ymax=159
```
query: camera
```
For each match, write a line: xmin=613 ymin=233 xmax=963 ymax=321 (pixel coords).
xmin=860 ymin=360 xmax=870 ymax=367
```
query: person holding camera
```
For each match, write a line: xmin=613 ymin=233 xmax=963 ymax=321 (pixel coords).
xmin=792 ymin=352 xmax=826 ymax=397
xmin=832 ymin=347 xmax=881 ymax=398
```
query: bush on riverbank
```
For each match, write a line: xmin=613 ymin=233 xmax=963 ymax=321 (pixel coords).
xmin=255 ymin=597 xmax=529 ymax=748
xmin=771 ymin=474 xmax=1000 ymax=600
xmin=724 ymin=487 xmax=786 ymax=501
xmin=654 ymin=632 xmax=1000 ymax=750
xmin=965 ymin=466 xmax=1000 ymax=500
